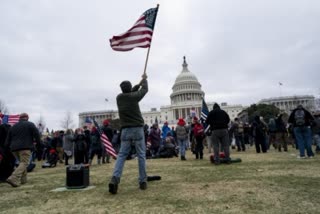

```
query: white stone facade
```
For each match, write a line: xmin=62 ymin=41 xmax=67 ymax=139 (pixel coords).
xmin=78 ymin=57 xmax=245 ymax=127
xmin=259 ymin=95 xmax=316 ymax=115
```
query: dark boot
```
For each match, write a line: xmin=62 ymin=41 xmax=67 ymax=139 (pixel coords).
xmin=181 ymin=156 xmax=186 ymax=161
xmin=139 ymin=182 xmax=147 ymax=190
xmin=109 ymin=176 xmax=119 ymax=194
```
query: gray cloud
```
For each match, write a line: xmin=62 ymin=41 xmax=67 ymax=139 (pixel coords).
xmin=1 ymin=0 xmax=319 ymax=129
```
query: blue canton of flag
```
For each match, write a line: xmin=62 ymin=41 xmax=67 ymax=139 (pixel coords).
xmin=144 ymin=7 xmax=158 ymax=29
xmin=200 ymin=98 xmax=209 ymax=126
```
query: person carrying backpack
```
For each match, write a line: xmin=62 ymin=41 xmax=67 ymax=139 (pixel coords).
xmin=288 ymin=104 xmax=315 ymax=158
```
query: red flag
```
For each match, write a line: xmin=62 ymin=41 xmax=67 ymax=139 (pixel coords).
xmin=109 ymin=7 xmax=158 ymax=51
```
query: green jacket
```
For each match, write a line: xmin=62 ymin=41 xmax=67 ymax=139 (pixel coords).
xmin=117 ymin=79 xmax=148 ymax=128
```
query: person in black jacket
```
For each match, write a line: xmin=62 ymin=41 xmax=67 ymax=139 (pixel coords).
xmin=275 ymin=114 xmax=288 ymax=152
xmin=0 ymin=123 xmax=15 ymax=182
xmin=206 ymin=103 xmax=231 ymax=165
xmin=73 ymin=128 xmax=87 ymax=164
xmin=251 ymin=115 xmax=267 ymax=153
xmin=5 ymin=113 xmax=40 ymax=187
xmin=288 ymin=104 xmax=314 ymax=158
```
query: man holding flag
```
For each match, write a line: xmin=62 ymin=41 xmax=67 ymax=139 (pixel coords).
xmin=108 ymin=74 xmax=148 ymax=194
xmin=108 ymin=5 xmax=158 ymax=194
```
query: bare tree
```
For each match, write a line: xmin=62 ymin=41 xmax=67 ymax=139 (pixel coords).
xmin=60 ymin=111 xmax=75 ymax=130
xmin=0 ymin=99 xmax=9 ymax=114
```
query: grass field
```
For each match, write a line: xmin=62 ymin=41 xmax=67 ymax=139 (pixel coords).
xmin=0 ymin=146 xmax=319 ymax=214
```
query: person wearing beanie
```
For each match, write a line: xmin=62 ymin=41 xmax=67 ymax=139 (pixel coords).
xmin=103 ymin=119 xmax=110 ymax=126
xmin=109 ymin=73 xmax=148 ymax=194
xmin=206 ymin=103 xmax=231 ymax=165
xmin=176 ymin=118 xmax=188 ymax=160
xmin=5 ymin=113 xmax=40 ymax=187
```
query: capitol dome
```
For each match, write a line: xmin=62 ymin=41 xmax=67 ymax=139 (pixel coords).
xmin=170 ymin=56 xmax=204 ymax=105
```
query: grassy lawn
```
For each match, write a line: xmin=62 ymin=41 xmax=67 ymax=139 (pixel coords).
xmin=0 ymin=146 xmax=319 ymax=214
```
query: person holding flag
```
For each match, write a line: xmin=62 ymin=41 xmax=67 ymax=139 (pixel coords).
xmin=108 ymin=73 xmax=149 ymax=194
xmin=108 ymin=5 xmax=159 ymax=194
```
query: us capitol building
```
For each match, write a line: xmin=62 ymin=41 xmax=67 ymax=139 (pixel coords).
xmin=79 ymin=57 xmax=317 ymax=127
xmin=79 ymin=56 xmax=245 ymax=127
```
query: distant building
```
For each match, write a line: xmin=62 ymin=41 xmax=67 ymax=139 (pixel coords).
xmin=259 ymin=95 xmax=316 ymax=114
xmin=79 ymin=56 xmax=245 ymax=127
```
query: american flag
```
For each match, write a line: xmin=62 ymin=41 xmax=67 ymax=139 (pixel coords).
xmin=0 ymin=114 xmax=20 ymax=125
xmin=200 ymin=98 xmax=209 ymax=125
xmin=200 ymin=98 xmax=211 ymax=132
xmin=109 ymin=6 xmax=159 ymax=51
xmin=93 ymin=119 xmax=117 ymax=159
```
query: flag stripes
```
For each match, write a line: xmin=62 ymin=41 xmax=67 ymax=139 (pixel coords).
xmin=200 ymin=99 xmax=209 ymax=124
xmin=93 ymin=119 xmax=117 ymax=159
xmin=101 ymin=133 xmax=117 ymax=158
xmin=1 ymin=114 xmax=20 ymax=125
xmin=109 ymin=7 xmax=158 ymax=51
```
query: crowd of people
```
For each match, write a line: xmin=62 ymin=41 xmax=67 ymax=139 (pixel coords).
xmin=1 ymin=103 xmax=319 ymax=189
xmin=1 ymin=73 xmax=319 ymax=193
xmin=0 ymin=114 xmax=120 ymax=186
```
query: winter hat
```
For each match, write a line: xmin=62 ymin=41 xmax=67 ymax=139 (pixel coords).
xmin=103 ymin=119 xmax=110 ymax=126
xmin=177 ymin=118 xmax=185 ymax=126
xmin=213 ymin=103 xmax=220 ymax=110
xmin=120 ymin=81 xmax=132 ymax=93
xmin=91 ymin=126 xmax=97 ymax=133
xmin=19 ymin=113 xmax=29 ymax=120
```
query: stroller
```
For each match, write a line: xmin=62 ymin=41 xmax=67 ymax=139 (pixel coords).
xmin=42 ymin=149 xmax=58 ymax=168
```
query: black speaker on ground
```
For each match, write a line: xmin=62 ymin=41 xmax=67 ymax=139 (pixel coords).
xmin=66 ymin=164 xmax=90 ymax=189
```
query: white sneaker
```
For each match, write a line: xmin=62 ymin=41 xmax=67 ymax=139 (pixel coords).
xmin=297 ymin=156 xmax=306 ymax=159
xmin=308 ymin=156 xmax=314 ymax=159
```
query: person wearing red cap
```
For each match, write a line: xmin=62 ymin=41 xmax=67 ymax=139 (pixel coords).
xmin=192 ymin=117 xmax=205 ymax=159
xmin=176 ymin=118 xmax=188 ymax=160
xmin=5 ymin=113 xmax=40 ymax=187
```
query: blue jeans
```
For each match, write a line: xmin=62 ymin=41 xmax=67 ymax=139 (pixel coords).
xmin=294 ymin=127 xmax=314 ymax=157
xmin=177 ymin=138 xmax=187 ymax=157
xmin=111 ymin=127 xmax=147 ymax=184
xmin=313 ymin=134 xmax=320 ymax=151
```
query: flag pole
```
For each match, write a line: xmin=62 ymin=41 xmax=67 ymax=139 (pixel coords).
xmin=143 ymin=4 xmax=159 ymax=75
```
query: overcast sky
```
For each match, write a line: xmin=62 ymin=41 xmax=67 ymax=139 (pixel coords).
xmin=1 ymin=0 xmax=319 ymax=130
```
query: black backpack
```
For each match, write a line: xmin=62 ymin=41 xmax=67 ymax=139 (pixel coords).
xmin=294 ymin=109 xmax=306 ymax=126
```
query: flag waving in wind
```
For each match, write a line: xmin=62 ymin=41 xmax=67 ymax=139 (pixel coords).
xmin=0 ymin=114 xmax=20 ymax=125
xmin=110 ymin=6 xmax=159 ymax=51
xmin=93 ymin=119 xmax=117 ymax=159
xmin=200 ymin=98 xmax=209 ymax=125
